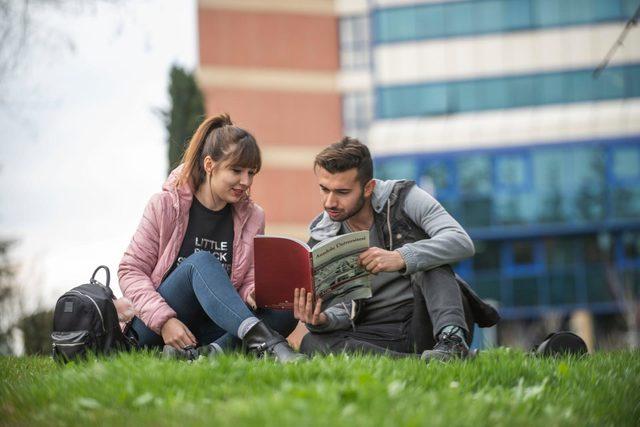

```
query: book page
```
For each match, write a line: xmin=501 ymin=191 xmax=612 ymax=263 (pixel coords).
xmin=311 ymin=231 xmax=372 ymax=310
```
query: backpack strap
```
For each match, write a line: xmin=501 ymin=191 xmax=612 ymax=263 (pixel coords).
xmin=90 ymin=265 xmax=111 ymax=288
xmin=90 ymin=265 xmax=114 ymax=299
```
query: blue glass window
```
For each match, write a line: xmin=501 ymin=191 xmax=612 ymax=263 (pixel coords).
xmin=537 ymin=73 xmax=566 ymax=105
xmin=509 ymin=75 xmax=536 ymax=108
xmin=534 ymin=0 xmax=563 ymax=26
xmin=504 ymin=0 xmax=532 ymax=30
xmin=374 ymin=0 xmax=634 ymax=44
xmin=418 ymin=84 xmax=448 ymax=116
xmin=445 ymin=1 xmax=475 ymax=37
xmin=474 ymin=241 xmax=501 ymax=270
xmin=414 ymin=4 xmax=445 ymax=39
xmin=374 ymin=7 xmax=415 ymax=43
xmin=564 ymin=0 xmax=594 ymax=25
xmin=458 ymin=156 xmax=493 ymax=227
xmin=613 ymin=146 xmax=640 ymax=181
xmin=533 ymin=149 xmax=568 ymax=223
xmin=452 ymin=81 xmax=480 ymax=113
xmin=613 ymin=187 xmax=640 ymax=219
xmin=595 ymin=68 xmax=625 ymax=100
xmin=420 ymin=160 xmax=455 ymax=198
xmin=626 ymin=65 xmax=640 ymax=98
xmin=376 ymin=64 xmax=640 ymax=119
xmin=620 ymin=231 xmax=640 ymax=262
xmin=594 ymin=0 xmax=622 ymax=20
xmin=458 ymin=156 xmax=492 ymax=195
xmin=482 ymin=78 xmax=510 ymax=110
xmin=474 ymin=0 xmax=506 ymax=33
xmin=495 ymin=153 xmax=528 ymax=190
xmin=375 ymin=158 xmax=417 ymax=181
xmin=623 ymin=0 xmax=640 ymax=17
xmin=570 ymin=147 xmax=606 ymax=221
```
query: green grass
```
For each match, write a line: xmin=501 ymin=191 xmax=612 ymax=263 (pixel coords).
xmin=1 ymin=349 xmax=639 ymax=427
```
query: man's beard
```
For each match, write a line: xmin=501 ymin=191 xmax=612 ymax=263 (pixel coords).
xmin=328 ymin=188 xmax=366 ymax=223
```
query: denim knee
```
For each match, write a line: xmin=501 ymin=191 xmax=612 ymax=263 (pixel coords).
xmin=185 ymin=250 xmax=219 ymax=265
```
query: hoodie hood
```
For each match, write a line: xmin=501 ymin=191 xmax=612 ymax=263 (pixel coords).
xmin=162 ymin=164 xmax=193 ymax=211
xmin=309 ymin=179 xmax=404 ymax=241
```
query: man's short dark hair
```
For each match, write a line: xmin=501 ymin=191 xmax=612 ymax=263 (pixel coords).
xmin=314 ymin=137 xmax=373 ymax=186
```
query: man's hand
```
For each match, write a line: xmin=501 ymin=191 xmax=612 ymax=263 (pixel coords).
xmin=293 ymin=288 xmax=328 ymax=326
xmin=246 ymin=290 xmax=257 ymax=311
xmin=358 ymin=247 xmax=406 ymax=274
xmin=161 ymin=318 xmax=197 ymax=350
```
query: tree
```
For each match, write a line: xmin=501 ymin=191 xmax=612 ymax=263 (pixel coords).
xmin=18 ymin=309 xmax=54 ymax=355
xmin=159 ymin=65 xmax=205 ymax=175
xmin=0 ymin=240 xmax=19 ymax=354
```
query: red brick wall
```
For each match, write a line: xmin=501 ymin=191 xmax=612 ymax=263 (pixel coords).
xmin=199 ymin=8 xmax=338 ymax=70
xmin=203 ymin=88 xmax=342 ymax=147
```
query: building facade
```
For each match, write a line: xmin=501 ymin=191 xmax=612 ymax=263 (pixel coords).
xmin=337 ymin=0 xmax=640 ymax=333
xmin=197 ymin=0 xmax=340 ymax=239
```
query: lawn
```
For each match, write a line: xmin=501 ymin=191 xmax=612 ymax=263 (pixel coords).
xmin=1 ymin=349 xmax=638 ymax=426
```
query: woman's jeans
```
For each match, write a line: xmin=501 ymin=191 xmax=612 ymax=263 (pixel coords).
xmin=130 ymin=251 xmax=297 ymax=350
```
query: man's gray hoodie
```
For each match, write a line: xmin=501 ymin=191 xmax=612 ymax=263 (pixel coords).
xmin=308 ymin=179 xmax=475 ymax=332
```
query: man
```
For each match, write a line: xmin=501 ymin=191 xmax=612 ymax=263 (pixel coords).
xmin=293 ymin=137 xmax=497 ymax=361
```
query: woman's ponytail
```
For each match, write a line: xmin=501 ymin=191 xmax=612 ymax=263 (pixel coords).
xmin=179 ymin=113 xmax=233 ymax=189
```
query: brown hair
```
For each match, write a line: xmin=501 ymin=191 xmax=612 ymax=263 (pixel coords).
xmin=179 ymin=113 xmax=261 ymax=190
xmin=314 ymin=137 xmax=373 ymax=186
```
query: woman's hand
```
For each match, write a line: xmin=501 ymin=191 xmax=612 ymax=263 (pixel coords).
xmin=161 ymin=318 xmax=197 ymax=349
xmin=246 ymin=290 xmax=257 ymax=311
xmin=293 ymin=288 xmax=328 ymax=326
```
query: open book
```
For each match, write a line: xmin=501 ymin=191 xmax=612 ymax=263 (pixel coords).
xmin=254 ymin=231 xmax=372 ymax=311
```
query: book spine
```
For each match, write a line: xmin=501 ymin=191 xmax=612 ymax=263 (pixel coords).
xmin=309 ymin=252 xmax=316 ymax=302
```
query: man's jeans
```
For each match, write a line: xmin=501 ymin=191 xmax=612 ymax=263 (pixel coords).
xmin=130 ymin=251 xmax=297 ymax=349
xmin=300 ymin=265 xmax=473 ymax=357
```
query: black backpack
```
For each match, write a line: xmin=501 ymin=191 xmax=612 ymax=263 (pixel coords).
xmin=51 ymin=266 xmax=136 ymax=363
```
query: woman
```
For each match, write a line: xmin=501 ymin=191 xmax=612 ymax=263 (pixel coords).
xmin=118 ymin=113 xmax=303 ymax=363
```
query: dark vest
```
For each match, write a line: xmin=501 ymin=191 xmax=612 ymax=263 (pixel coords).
xmin=372 ymin=180 xmax=428 ymax=250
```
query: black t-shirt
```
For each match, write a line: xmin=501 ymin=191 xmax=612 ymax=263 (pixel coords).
xmin=170 ymin=197 xmax=234 ymax=276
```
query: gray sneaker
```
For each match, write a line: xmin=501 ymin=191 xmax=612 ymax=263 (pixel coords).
xmin=162 ymin=343 xmax=223 ymax=361
xmin=420 ymin=327 xmax=470 ymax=362
xmin=162 ymin=345 xmax=199 ymax=360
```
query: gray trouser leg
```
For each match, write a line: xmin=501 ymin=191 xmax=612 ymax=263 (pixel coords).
xmin=299 ymin=332 xmax=413 ymax=358
xmin=411 ymin=265 xmax=470 ymax=342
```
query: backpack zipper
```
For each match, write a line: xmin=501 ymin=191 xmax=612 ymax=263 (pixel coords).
xmin=53 ymin=342 xmax=86 ymax=347
xmin=67 ymin=290 xmax=106 ymax=333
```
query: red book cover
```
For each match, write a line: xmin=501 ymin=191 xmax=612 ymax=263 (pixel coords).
xmin=254 ymin=236 xmax=313 ymax=310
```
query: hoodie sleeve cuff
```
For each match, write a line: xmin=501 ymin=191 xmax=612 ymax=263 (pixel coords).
xmin=148 ymin=307 xmax=177 ymax=335
xmin=397 ymin=246 xmax=418 ymax=275
xmin=306 ymin=312 xmax=339 ymax=333
xmin=306 ymin=304 xmax=351 ymax=333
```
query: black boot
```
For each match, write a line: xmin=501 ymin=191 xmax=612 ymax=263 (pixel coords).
xmin=420 ymin=327 xmax=469 ymax=362
xmin=242 ymin=321 xmax=307 ymax=363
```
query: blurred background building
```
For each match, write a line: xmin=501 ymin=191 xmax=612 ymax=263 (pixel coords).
xmin=197 ymin=0 xmax=341 ymax=238
xmin=197 ymin=0 xmax=640 ymax=348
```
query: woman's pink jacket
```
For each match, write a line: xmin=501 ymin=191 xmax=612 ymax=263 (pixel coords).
xmin=118 ymin=165 xmax=265 ymax=334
